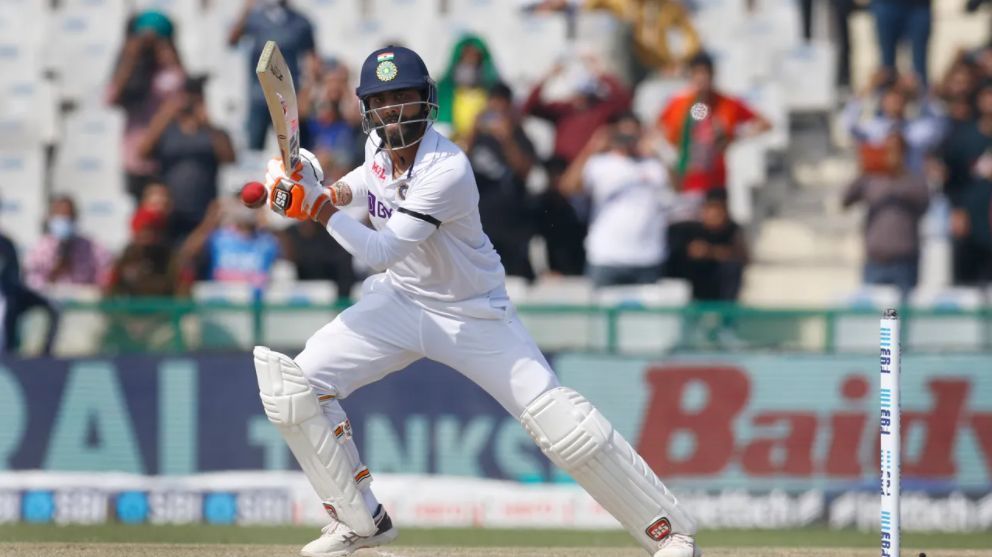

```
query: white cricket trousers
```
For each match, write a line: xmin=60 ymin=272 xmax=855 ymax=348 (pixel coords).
xmin=294 ymin=273 xmax=561 ymax=418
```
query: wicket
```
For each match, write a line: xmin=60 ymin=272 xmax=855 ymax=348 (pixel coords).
xmin=880 ymin=308 xmax=901 ymax=557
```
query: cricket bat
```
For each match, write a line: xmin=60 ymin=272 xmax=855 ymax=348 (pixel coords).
xmin=256 ymin=41 xmax=300 ymax=215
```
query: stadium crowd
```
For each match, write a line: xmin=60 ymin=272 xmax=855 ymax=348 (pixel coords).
xmin=4 ymin=0 xmax=992 ymax=353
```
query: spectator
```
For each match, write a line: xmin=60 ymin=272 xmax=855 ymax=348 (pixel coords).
xmin=951 ymin=175 xmax=992 ymax=286
xmin=299 ymin=56 xmax=363 ymax=177
xmin=657 ymin=51 xmax=770 ymax=197
xmin=939 ymin=81 xmax=992 ymax=284
xmin=280 ymin=220 xmax=357 ymax=297
xmin=938 ymin=79 xmax=992 ymax=207
xmin=586 ymin=0 xmax=701 ymax=79
xmin=131 ymin=182 xmax=182 ymax=248
xmin=108 ymin=206 xmax=187 ymax=299
xmin=106 ymin=10 xmax=185 ymax=202
xmin=533 ymin=156 xmax=588 ymax=276
xmin=672 ymin=188 xmax=748 ymax=301
xmin=139 ymin=76 xmax=236 ymax=242
xmin=843 ymin=133 xmax=930 ymax=298
xmin=103 ymin=211 xmax=190 ymax=352
xmin=465 ymin=82 xmax=537 ymax=280
xmin=25 ymin=195 xmax=111 ymax=291
xmin=0 ymin=213 xmax=56 ymax=355
xmin=842 ymin=70 xmax=945 ymax=174
xmin=229 ymin=0 xmax=317 ymax=150
xmin=436 ymin=34 xmax=502 ymax=143
xmin=561 ymin=112 xmax=673 ymax=287
xmin=935 ymin=59 xmax=979 ymax=127
xmin=831 ymin=0 xmax=867 ymax=89
xmin=970 ymin=43 xmax=992 ymax=79
xmin=523 ymin=52 xmax=631 ymax=164
xmin=871 ymin=0 xmax=932 ymax=84
xmin=179 ymin=198 xmax=281 ymax=292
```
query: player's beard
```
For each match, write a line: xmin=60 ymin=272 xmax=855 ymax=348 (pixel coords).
xmin=379 ymin=120 xmax=425 ymax=150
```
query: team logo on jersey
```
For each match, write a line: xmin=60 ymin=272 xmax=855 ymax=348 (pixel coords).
xmin=397 ymin=182 xmax=409 ymax=200
xmin=376 ymin=60 xmax=398 ymax=82
xmin=690 ymin=102 xmax=709 ymax=121
xmin=645 ymin=516 xmax=672 ymax=541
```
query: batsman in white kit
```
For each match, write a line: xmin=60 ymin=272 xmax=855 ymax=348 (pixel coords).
xmin=253 ymin=45 xmax=701 ymax=557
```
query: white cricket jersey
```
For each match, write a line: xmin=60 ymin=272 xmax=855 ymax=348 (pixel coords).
xmin=337 ymin=127 xmax=506 ymax=303
xmin=583 ymin=152 xmax=672 ymax=267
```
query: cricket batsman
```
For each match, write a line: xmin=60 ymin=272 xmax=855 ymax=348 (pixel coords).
xmin=254 ymin=45 xmax=701 ymax=557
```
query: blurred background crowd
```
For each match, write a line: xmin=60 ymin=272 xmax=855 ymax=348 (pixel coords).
xmin=1 ymin=0 xmax=991 ymax=355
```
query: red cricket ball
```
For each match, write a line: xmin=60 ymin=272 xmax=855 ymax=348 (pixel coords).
xmin=240 ymin=181 xmax=267 ymax=209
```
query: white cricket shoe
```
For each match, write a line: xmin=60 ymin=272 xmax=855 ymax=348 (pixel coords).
xmin=300 ymin=505 xmax=398 ymax=557
xmin=653 ymin=533 xmax=702 ymax=557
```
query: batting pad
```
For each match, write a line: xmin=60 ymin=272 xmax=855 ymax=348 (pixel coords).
xmin=520 ymin=387 xmax=697 ymax=553
xmin=253 ymin=346 xmax=377 ymax=536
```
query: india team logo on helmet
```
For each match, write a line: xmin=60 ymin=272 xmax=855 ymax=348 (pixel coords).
xmin=356 ymin=46 xmax=438 ymax=150
xmin=375 ymin=51 xmax=398 ymax=82
xmin=376 ymin=60 xmax=398 ymax=82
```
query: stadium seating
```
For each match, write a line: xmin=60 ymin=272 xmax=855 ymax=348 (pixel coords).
xmin=263 ymin=280 xmax=341 ymax=350
xmin=832 ymin=285 xmax=901 ymax=353
xmin=0 ymin=78 xmax=58 ymax=149
xmin=0 ymin=149 xmax=46 ymax=252
xmin=907 ymin=287 xmax=987 ymax=352
xmin=6 ymin=0 xmax=988 ymax=360
xmin=52 ymin=108 xmax=131 ymax=254
xmin=191 ymin=281 xmax=256 ymax=349
xmin=51 ymin=1 xmax=127 ymax=103
xmin=514 ymin=276 xmax=602 ymax=351
xmin=593 ymin=280 xmax=692 ymax=353
xmin=778 ymin=41 xmax=838 ymax=113
xmin=44 ymin=284 xmax=107 ymax=356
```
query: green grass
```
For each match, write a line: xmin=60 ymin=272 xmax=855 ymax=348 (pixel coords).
xmin=0 ymin=525 xmax=989 ymax=549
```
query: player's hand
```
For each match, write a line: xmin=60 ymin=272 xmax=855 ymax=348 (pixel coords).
xmin=263 ymin=149 xmax=330 ymax=221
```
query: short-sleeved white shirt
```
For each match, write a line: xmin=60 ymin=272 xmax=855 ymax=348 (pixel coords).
xmin=582 ymin=152 xmax=672 ymax=267
xmin=339 ymin=128 xmax=506 ymax=303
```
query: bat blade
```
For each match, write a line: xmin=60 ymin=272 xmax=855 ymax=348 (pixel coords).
xmin=256 ymin=40 xmax=300 ymax=173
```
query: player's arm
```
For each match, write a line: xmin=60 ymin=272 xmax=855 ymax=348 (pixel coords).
xmin=326 ymin=164 xmax=369 ymax=208
xmin=315 ymin=208 xmax=434 ymax=272
xmin=317 ymin=163 xmax=470 ymax=271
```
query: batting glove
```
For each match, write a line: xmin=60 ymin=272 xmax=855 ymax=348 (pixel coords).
xmin=264 ymin=149 xmax=331 ymax=221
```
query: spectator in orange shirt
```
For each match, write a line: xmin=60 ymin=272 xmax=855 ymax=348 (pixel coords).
xmin=657 ymin=52 xmax=770 ymax=196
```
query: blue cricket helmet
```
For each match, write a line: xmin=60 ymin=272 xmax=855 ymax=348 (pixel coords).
xmin=356 ymin=46 xmax=434 ymax=99
xmin=356 ymin=46 xmax=438 ymax=149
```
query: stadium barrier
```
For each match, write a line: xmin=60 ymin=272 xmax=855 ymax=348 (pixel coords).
xmin=19 ymin=298 xmax=992 ymax=356
xmin=0 ymin=351 xmax=990 ymax=530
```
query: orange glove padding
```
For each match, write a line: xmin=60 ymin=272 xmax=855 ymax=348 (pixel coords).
xmin=264 ymin=154 xmax=330 ymax=221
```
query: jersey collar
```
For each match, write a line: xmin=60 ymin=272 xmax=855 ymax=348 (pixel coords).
xmin=374 ymin=126 xmax=441 ymax=185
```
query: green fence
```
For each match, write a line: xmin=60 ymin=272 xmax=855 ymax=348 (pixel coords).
xmin=22 ymin=298 xmax=992 ymax=356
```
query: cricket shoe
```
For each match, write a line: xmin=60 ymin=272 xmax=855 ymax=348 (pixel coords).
xmin=653 ymin=533 xmax=702 ymax=557
xmin=300 ymin=505 xmax=398 ymax=557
